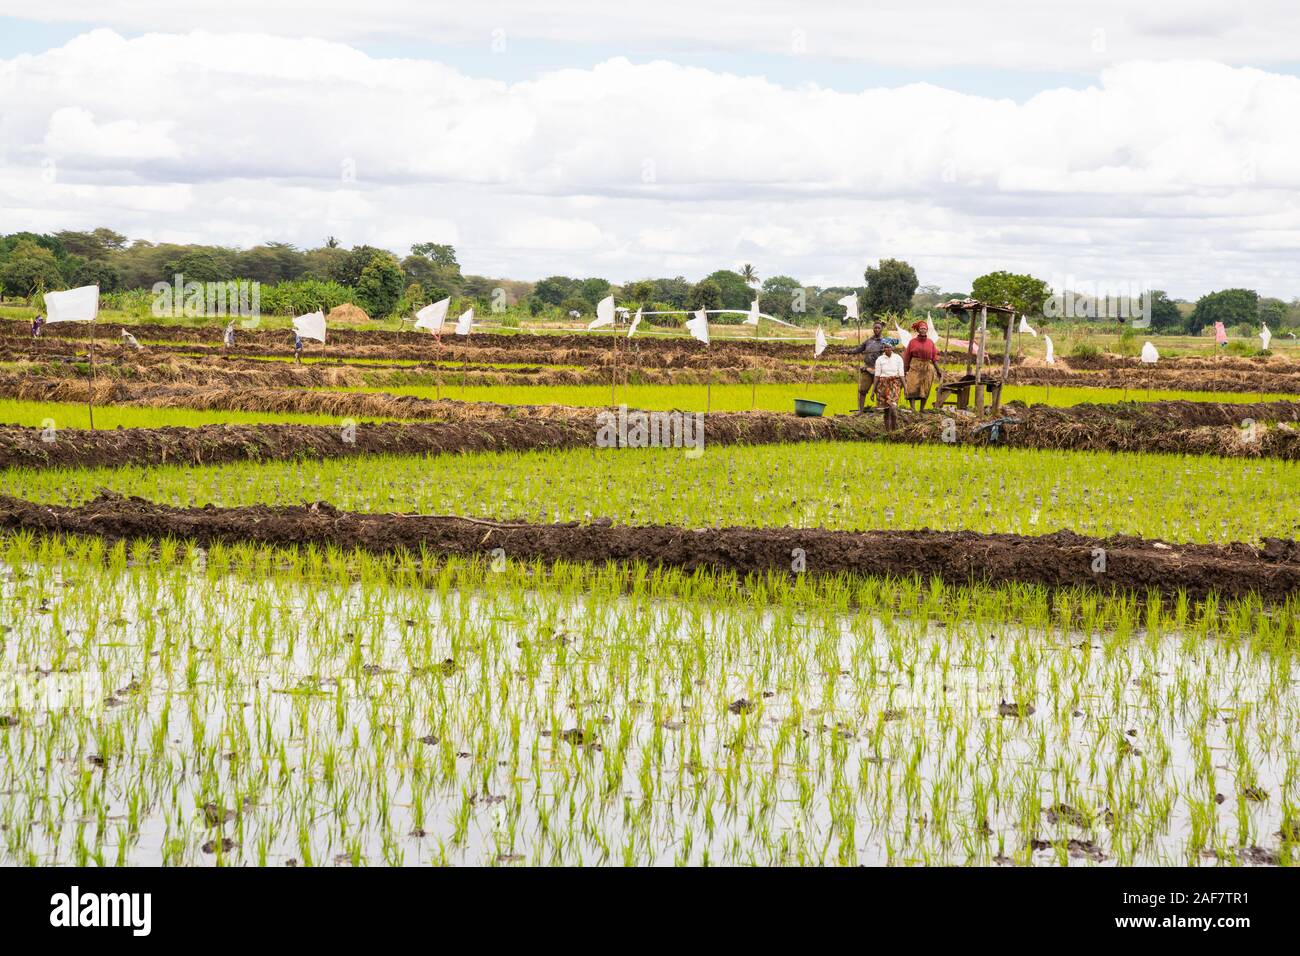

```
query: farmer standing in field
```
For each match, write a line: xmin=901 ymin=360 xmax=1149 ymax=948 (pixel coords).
xmin=871 ymin=341 xmax=905 ymax=431
xmin=32 ymin=313 xmax=44 ymax=337
xmin=223 ymin=320 xmax=235 ymax=352
xmin=903 ymin=319 xmax=943 ymax=412
xmin=844 ymin=321 xmax=898 ymax=414
xmin=293 ymin=329 xmax=303 ymax=363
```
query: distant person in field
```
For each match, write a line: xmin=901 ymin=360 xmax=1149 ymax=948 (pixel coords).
xmin=293 ymin=329 xmax=303 ymax=363
xmin=872 ymin=341 xmax=904 ymax=431
xmin=903 ymin=320 xmax=942 ymax=412
xmin=223 ymin=321 xmax=235 ymax=351
xmin=845 ymin=321 xmax=898 ymax=415
xmin=32 ymin=313 xmax=44 ymax=337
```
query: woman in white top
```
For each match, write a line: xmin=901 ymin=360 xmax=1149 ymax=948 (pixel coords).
xmin=871 ymin=343 xmax=905 ymax=431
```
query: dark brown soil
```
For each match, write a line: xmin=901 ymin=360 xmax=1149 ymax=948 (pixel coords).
xmin=2 ymin=493 xmax=1295 ymax=601
xmin=10 ymin=326 xmax=1300 ymax=394
xmin=2 ymin=396 xmax=1298 ymax=471
xmin=0 ymin=412 xmax=847 ymax=470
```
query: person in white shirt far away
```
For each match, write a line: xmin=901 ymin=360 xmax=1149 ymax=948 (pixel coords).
xmin=871 ymin=342 xmax=905 ymax=432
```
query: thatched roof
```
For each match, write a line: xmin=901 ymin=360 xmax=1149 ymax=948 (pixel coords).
xmin=936 ymin=297 xmax=1017 ymax=316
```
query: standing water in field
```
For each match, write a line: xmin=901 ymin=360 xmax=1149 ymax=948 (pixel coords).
xmin=0 ymin=534 xmax=1295 ymax=866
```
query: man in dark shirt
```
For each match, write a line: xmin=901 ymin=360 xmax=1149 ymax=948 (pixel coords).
xmin=845 ymin=322 xmax=898 ymax=414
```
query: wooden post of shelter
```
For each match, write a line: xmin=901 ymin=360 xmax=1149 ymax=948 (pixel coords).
xmin=997 ymin=311 xmax=1014 ymax=413
xmin=965 ymin=309 xmax=976 ymax=378
xmin=973 ymin=306 xmax=989 ymax=413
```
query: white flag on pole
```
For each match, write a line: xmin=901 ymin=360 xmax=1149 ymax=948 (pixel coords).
xmin=627 ymin=307 xmax=642 ymax=339
xmin=1044 ymin=335 xmax=1055 ymax=365
xmin=293 ymin=310 xmax=327 ymax=343
xmin=1261 ymin=323 xmax=1272 ymax=350
xmin=414 ymin=297 xmax=449 ymax=333
xmin=814 ymin=327 xmax=827 ymax=357
xmin=744 ymin=299 xmax=760 ymax=326
xmin=837 ymin=293 xmax=859 ymax=321
xmin=685 ymin=308 xmax=710 ymax=345
xmin=893 ymin=324 xmax=912 ymax=349
xmin=44 ymin=284 xmax=99 ymax=323
xmin=588 ymin=295 xmax=615 ymax=330
xmin=1018 ymin=314 xmax=1038 ymax=337
xmin=455 ymin=308 xmax=474 ymax=336
xmin=1140 ymin=341 xmax=1159 ymax=364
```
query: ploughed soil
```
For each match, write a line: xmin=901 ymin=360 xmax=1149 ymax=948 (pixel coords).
xmin=10 ymin=327 xmax=1300 ymax=394
xmin=1 ymin=398 xmax=1297 ymax=472
xmin=6 ymin=319 xmax=831 ymax=360
xmin=2 ymin=493 xmax=1296 ymax=601
xmin=2 ymin=349 xmax=853 ymax=386
xmin=0 ymin=412 xmax=845 ymax=470
xmin=10 ymin=316 xmax=1297 ymax=367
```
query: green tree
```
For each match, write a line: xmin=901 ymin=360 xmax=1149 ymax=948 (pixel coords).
xmin=559 ymin=295 xmax=590 ymax=316
xmin=163 ymin=249 xmax=234 ymax=283
xmin=336 ymin=245 xmax=390 ymax=287
xmin=705 ymin=269 xmax=752 ymax=310
xmin=354 ymin=253 xmax=405 ymax=317
xmin=1148 ymin=290 xmax=1184 ymax=332
xmin=760 ymin=275 xmax=802 ymax=319
xmin=577 ymin=277 xmax=611 ymax=306
xmin=686 ymin=278 xmax=723 ymax=312
xmin=534 ymin=276 xmax=576 ymax=306
xmin=410 ymin=242 xmax=458 ymax=267
xmin=741 ymin=263 xmax=758 ymax=287
xmin=60 ymin=255 xmax=121 ymax=292
xmin=623 ymin=280 xmax=654 ymax=304
xmin=1258 ymin=297 xmax=1287 ymax=328
xmin=1188 ymin=288 xmax=1258 ymax=335
xmin=0 ymin=240 xmax=64 ymax=297
xmin=652 ymin=277 xmax=691 ymax=308
xmin=970 ymin=271 xmax=1050 ymax=317
xmin=863 ymin=259 xmax=919 ymax=319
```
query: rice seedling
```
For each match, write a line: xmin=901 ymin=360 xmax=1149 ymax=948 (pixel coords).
xmin=5 ymin=441 xmax=1293 ymax=545
xmin=332 ymin=381 xmax=1298 ymax=414
xmin=0 ymin=399 xmax=393 ymax=430
xmin=0 ymin=532 xmax=1294 ymax=866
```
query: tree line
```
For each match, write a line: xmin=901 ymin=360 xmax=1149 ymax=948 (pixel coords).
xmin=1 ymin=228 xmax=1295 ymax=333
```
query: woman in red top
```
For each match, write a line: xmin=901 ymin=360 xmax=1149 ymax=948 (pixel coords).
xmin=903 ymin=320 xmax=943 ymax=411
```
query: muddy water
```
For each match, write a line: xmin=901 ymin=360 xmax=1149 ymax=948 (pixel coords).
xmin=0 ymin=551 xmax=1293 ymax=866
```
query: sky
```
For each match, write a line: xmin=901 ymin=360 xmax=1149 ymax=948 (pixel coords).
xmin=2 ymin=2 xmax=1300 ymax=299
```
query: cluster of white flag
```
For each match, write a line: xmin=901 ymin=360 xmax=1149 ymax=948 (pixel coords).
xmin=1141 ymin=341 xmax=1160 ymax=364
xmin=414 ymin=297 xmax=473 ymax=336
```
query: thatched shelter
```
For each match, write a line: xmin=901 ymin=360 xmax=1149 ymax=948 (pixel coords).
xmin=934 ymin=297 xmax=1017 ymax=413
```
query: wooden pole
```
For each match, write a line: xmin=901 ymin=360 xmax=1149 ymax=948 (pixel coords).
xmin=611 ymin=328 xmax=618 ymax=407
xmin=973 ymin=306 xmax=989 ymax=414
xmin=435 ymin=333 xmax=443 ymax=401
xmin=997 ymin=312 xmax=1014 ymax=413
xmin=87 ymin=318 xmax=96 ymax=430
xmin=965 ymin=311 xmax=976 ymax=378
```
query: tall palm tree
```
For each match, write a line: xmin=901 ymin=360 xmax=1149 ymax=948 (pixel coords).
xmin=741 ymin=263 xmax=758 ymax=288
